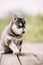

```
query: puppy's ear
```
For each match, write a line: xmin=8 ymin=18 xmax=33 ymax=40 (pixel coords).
xmin=23 ymin=16 xmax=26 ymax=20
xmin=14 ymin=15 xmax=18 ymax=20
xmin=12 ymin=15 xmax=18 ymax=23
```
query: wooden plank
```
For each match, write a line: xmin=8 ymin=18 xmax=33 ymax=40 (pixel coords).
xmin=1 ymin=54 xmax=20 ymax=65
xmin=1 ymin=53 xmax=42 ymax=65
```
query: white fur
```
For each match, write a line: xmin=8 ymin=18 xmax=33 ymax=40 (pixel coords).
xmin=9 ymin=41 xmax=19 ymax=54
xmin=12 ymin=24 xmax=23 ymax=34
xmin=20 ymin=23 xmax=22 ymax=26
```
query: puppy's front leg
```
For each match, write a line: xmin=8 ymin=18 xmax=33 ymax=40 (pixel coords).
xmin=9 ymin=41 xmax=19 ymax=54
xmin=6 ymin=36 xmax=19 ymax=54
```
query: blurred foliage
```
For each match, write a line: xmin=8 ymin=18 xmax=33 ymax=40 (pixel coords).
xmin=0 ymin=13 xmax=43 ymax=43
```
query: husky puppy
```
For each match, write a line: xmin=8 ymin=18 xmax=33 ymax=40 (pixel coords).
xmin=0 ymin=15 xmax=26 ymax=54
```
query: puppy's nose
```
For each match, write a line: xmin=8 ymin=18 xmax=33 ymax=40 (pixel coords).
xmin=22 ymin=31 xmax=25 ymax=34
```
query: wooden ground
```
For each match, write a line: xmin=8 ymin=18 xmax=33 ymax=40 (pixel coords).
xmin=1 ymin=43 xmax=43 ymax=65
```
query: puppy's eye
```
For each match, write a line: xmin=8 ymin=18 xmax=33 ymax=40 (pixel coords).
xmin=22 ymin=19 xmax=26 ymax=24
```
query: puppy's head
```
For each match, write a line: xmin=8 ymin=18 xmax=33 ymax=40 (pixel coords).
xmin=11 ymin=15 xmax=26 ymax=35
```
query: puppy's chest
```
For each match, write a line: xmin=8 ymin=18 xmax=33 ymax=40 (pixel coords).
xmin=12 ymin=37 xmax=22 ymax=46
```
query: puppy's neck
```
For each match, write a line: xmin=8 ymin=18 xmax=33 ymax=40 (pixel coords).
xmin=8 ymin=29 xmax=23 ymax=38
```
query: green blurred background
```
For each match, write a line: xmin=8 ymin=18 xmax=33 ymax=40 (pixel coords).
xmin=0 ymin=12 xmax=43 ymax=43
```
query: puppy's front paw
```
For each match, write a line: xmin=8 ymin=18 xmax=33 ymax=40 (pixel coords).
xmin=13 ymin=50 xmax=19 ymax=54
xmin=15 ymin=52 xmax=21 ymax=55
